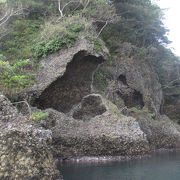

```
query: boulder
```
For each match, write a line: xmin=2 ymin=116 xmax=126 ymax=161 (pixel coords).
xmin=46 ymin=94 xmax=149 ymax=158
xmin=0 ymin=95 xmax=61 ymax=180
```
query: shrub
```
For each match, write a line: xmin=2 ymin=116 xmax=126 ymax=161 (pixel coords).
xmin=33 ymin=33 xmax=78 ymax=59
xmin=93 ymin=39 xmax=103 ymax=52
xmin=0 ymin=58 xmax=35 ymax=90
xmin=5 ymin=74 xmax=35 ymax=88
xmin=130 ymin=107 xmax=156 ymax=118
xmin=32 ymin=16 xmax=86 ymax=60
xmin=29 ymin=112 xmax=49 ymax=121
xmin=69 ymin=24 xmax=85 ymax=32
xmin=0 ymin=19 xmax=42 ymax=60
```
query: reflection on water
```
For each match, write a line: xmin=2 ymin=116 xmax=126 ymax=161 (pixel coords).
xmin=58 ymin=151 xmax=180 ymax=180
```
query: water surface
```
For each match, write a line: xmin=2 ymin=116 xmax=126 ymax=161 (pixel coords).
xmin=58 ymin=151 xmax=180 ymax=180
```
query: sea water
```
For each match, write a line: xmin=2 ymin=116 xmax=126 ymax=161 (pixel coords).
xmin=58 ymin=151 xmax=180 ymax=180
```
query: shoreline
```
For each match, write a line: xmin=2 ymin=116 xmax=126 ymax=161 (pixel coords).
xmin=55 ymin=148 xmax=180 ymax=164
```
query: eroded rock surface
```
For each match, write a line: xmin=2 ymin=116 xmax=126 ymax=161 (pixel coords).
xmin=8 ymin=40 xmax=180 ymax=164
xmin=93 ymin=57 xmax=163 ymax=115
xmin=0 ymin=95 xmax=61 ymax=180
xmin=46 ymin=95 xmax=149 ymax=157
xmin=128 ymin=110 xmax=180 ymax=149
xmin=164 ymin=94 xmax=180 ymax=123
xmin=72 ymin=94 xmax=107 ymax=120
xmin=34 ymin=54 xmax=104 ymax=113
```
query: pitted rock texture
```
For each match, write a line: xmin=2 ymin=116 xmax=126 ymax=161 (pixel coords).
xmin=0 ymin=95 xmax=61 ymax=180
xmin=152 ymin=52 xmax=180 ymax=122
xmin=128 ymin=110 xmax=180 ymax=149
xmin=0 ymin=95 xmax=19 ymax=122
xmin=164 ymin=95 xmax=180 ymax=123
xmin=34 ymin=54 xmax=104 ymax=113
xmin=72 ymin=94 xmax=107 ymax=120
xmin=108 ymin=75 xmax=144 ymax=109
xmin=93 ymin=50 xmax=163 ymax=115
xmin=45 ymin=95 xmax=149 ymax=157
xmin=21 ymin=37 xmax=108 ymax=106
xmin=11 ymin=40 xmax=180 ymax=160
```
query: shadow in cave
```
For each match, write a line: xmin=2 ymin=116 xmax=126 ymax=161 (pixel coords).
xmin=33 ymin=51 xmax=104 ymax=113
xmin=117 ymin=74 xmax=144 ymax=109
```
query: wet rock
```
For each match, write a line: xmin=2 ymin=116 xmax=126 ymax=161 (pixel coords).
xmin=128 ymin=110 xmax=180 ymax=149
xmin=0 ymin=95 xmax=61 ymax=180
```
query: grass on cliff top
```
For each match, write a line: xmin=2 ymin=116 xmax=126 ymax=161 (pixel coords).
xmin=0 ymin=14 xmax=99 ymax=95
xmin=0 ymin=15 xmax=89 ymax=61
xmin=32 ymin=15 xmax=89 ymax=60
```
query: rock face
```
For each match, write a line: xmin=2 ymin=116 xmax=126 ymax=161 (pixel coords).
xmin=152 ymin=53 xmax=180 ymax=123
xmin=72 ymin=94 xmax=107 ymax=120
xmin=164 ymin=96 xmax=180 ymax=123
xmin=2 ymin=39 xmax=180 ymax=178
xmin=93 ymin=55 xmax=163 ymax=115
xmin=47 ymin=94 xmax=149 ymax=157
xmin=128 ymin=110 xmax=180 ymax=149
xmin=34 ymin=54 xmax=104 ymax=113
xmin=14 ymin=40 xmax=179 ymax=159
xmin=0 ymin=95 xmax=61 ymax=180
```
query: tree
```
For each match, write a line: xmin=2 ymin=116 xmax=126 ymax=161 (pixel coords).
xmin=0 ymin=1 xmax=24 ymax=38
xmin=108 ymin=0 xmax=169 ymax=47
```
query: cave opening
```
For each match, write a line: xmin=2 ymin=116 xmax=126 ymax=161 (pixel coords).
xmin=117 ymin=75 xmax=144 ymax=109
xmin=33 ymin=51 xmax=104 ymax=113
xmin=118 ymin=75 xmax=127 ymax=85
xmin=117 ymin=90 xmax=144 ymax=109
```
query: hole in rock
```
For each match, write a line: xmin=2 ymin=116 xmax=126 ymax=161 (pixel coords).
xmin=118 ymin=75 xmax=127 ymax=85
xmin=33 ymin=52 xmax=104 ymax=113
xmin=116 ymin=75 xmax=144 ymax=109
xmin=117 ymin=90 xmax=144 ymax=109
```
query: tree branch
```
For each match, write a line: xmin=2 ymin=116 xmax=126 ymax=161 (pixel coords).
xmin=12 ymin=100 xmax=32 ymax=116
xmin=62 ymin=0 xmax=80 ymax=12
xmin=83 ymin=0 xmax=90 ymax=9
xmin=58 ymin=0 xmax=63 ymax=17
xmin=97 ymin=21 xmax=108 ymax=38
xmin=0 ymin=8 xmax=24 ymax=27
xmin=161 ymin=77 xmax=180 ymax=89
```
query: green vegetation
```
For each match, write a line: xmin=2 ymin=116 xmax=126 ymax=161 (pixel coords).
xmin=32 ymin=19 xmax=85 ymax=60
xmin=130 ymin=107 xmax=156 ymax=118
xmin=93 ymin=39 xmax=103 ymax=52
xmin=113 ymin=109 xmax=124 ymax=118
xmin=0 ymin=56 xmax=35 ymax=94
xmin=29 ymin=112 xmax=49 ymax=121
xmin=110 ymin=0 xmax=169 ymax=47
xmin=94 ymin=71 xmax=108 ymax=92
xmin=0 ymin=0 xmax=117 ymax=95
xmin=0 ymin=0 xmax=179 ymax=127
xmin=101 ymin=0 xmax=172 ymax=65
xmin=172 ymin=119 xmax=180 ymax=124
xmin=33 ymin=33 xmax=78 ymax=59
xmin=0 ymin=19 xmax=42 ymax=60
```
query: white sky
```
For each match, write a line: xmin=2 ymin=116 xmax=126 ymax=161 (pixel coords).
xmin=156 ymin=0 xmax=180 ymax=56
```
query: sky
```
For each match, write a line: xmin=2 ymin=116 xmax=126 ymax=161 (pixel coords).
xmin=156 ymin=0 xmax=180 ymax=56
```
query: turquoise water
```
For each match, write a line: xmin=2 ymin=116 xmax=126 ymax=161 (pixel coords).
xmin=58 ymin=151 xmax=180 ymax=180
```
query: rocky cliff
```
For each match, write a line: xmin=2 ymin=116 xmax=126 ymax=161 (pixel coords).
xmin=1 ymin=38 xmax=180 ymax=179
xmin=0 ymin=95 xmax=62 ymax=180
